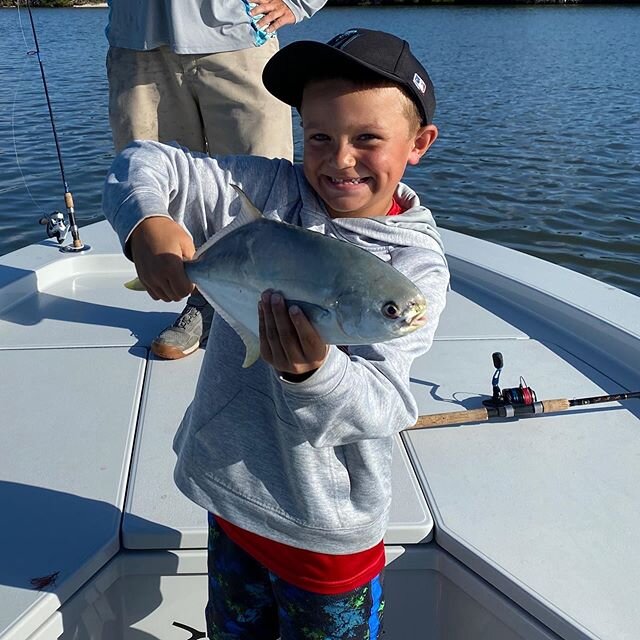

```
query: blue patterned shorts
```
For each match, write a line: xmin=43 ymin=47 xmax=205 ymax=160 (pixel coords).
xmin=206 ymin=515 xmax=385 ymax=640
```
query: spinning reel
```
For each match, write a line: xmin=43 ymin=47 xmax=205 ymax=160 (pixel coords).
xmin=39 ymin=211 xmax=68 ymax=245
xmin=39 ymin=208 xmax=89 ymax=253
xmin=483 ymin=352 xmax=537 ymax=409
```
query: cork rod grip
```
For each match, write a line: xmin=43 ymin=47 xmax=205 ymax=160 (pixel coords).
xmin=541 ymin=398 xmax=571 ymax=413
xmin=408 ymin=408 xmax=489 ymax=430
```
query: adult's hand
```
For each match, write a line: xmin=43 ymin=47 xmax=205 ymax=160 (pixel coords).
xmin=128 ymin=216 xmax=195 ymax=302
xmin=250 ymin=0 xmax=296 ymax=33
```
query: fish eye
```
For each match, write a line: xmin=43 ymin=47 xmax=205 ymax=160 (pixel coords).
xmin=382 ymin=302 xmax=401 ymax=319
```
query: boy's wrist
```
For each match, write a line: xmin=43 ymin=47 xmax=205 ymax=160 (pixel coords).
xmin=279 ymin=369 xmax=317 ymax=383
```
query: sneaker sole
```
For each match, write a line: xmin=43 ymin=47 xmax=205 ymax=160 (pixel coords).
xmin=150 ymin=339 xmax=200 ymax=360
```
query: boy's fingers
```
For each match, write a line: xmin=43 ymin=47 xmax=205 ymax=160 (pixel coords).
xmin=129 ymin=216 xmax=195 ymax=302
xmin=165 ymin=276 xmax=192 ymax=302
xmin=167 ymin=265 xmax=195 ymax=300
xmin=289 ymin=306 xmax=318 ymax=347
xmin=289 ymin=305 xmax=328 ymax=364
xmin=270 ymin=293 xmax=303 ymax=362
xmin=143 ymin=278 xmax=174 ymax=302
xmin=258 ymin=301 xmax=273 ymax=362
xmin=260 ymin=293 xmax=286 ymax=363
xmin=139 ymin=258 xmax=193 ymax=302
xmin=135 ymin=269 xmax=163 ymax=301
xmin=259 ymin=291 xmax=328 ymax=374
xmin=179 ymin=234 xmax=197 ymax=262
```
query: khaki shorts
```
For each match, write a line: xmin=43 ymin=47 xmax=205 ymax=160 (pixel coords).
xmin=107 ymin=41 xmax=293 ymax=160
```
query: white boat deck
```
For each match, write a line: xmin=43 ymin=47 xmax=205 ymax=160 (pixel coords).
xmin=1 ymin=222 xmax=639 ymax=639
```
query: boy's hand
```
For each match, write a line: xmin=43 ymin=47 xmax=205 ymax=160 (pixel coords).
xmin=259 ymin=290 xmax=328 ymax=380
xmin=128 ymin=216 xmax=195 ymax=302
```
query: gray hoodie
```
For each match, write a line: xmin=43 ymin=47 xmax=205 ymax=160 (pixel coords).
xmin=103 ymin=141 xmax=449 ymax=554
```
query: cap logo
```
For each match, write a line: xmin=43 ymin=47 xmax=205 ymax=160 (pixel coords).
xmin=413 ymin=73 xmax=427 ymax=95
xmin=328 ymin=29 xmax=360 ymax=50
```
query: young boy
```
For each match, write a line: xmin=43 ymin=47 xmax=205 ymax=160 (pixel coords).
xmin=103 ymin=28 xmax=449 ymax=640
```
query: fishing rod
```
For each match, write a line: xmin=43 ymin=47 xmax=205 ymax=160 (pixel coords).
xmin=24 ymin=0 xmax=88 ymax=252
xmin=407 ymin=352 xmax=639 ymax=430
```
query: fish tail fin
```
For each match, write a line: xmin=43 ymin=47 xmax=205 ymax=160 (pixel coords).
xmin=124 ymin=277 xmax=147 ymax=291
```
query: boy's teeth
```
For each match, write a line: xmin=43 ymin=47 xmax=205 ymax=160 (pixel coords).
xmin=331 ymin=177 xmax=363 ymax=184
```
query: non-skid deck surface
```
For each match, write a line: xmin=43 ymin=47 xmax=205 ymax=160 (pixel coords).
xmin=0 ymin=347 xmax=145 ymax=640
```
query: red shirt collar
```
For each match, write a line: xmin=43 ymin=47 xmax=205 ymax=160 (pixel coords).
xmin=386 ymin=197 xmax=404 ymax=216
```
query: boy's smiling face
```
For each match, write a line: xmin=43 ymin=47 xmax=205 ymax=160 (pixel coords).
xmin=301 ymin=79 xmax=438 ymax=219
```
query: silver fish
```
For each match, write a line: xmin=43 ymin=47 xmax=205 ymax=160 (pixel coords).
xmin=128 ymin=186 xmax=428 ymax=366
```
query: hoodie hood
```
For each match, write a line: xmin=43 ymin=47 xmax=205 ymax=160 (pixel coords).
xmin=326 ymin=182 xmax=446 ymax=258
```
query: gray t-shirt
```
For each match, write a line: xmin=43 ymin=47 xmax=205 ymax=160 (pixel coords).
xmin=106 ymin=0 xmax=326 ymax=54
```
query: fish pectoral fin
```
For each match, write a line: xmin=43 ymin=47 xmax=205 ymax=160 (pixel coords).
xmin=124 ymin=277 xmax=147 ymax=291
xmin=192 ymin=184 xmax=263 ymax=260
xmin=203 ymin=296 xmax=261 ymax=368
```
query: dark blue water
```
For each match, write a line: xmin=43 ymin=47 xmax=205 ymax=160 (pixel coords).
xmin=0 ymin=5 xmax=638 ymax=296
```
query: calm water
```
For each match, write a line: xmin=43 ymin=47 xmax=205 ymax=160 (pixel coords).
xmin=0 ymin=6 xmax=638 ymax=296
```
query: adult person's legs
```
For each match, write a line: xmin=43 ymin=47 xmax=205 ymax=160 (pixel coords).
xmin=107 ymin=46 xmax=207 ymax=153
xmin=195 ymin=40 xmax=293 ymax=160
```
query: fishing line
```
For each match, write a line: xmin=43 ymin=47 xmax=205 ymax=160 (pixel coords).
xmin=498 ymin=377 xmax=537 ymax=407
xmin=0 ymin=170 xmax=71 ymax=198
xmin=16 ymin=0 xmax=31 ymax=50
xmin=11 ymin=1 xmax=44 ymax=212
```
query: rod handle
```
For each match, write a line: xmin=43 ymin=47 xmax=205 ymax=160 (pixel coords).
xmin=541 ymin=398 xmax=571 ymax=413
xmin=408 ymin=408 xmax=489 ymax=430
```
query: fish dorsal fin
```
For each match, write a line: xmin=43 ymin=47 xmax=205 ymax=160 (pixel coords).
xmin=193 ymin=184 xmax=263 ymax=260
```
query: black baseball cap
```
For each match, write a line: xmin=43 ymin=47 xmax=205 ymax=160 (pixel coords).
xmin=263 ymin=28 xmax=436 ymax=125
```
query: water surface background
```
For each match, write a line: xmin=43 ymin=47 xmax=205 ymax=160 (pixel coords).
xmin=0 ymin=5 xmax=638 ymax=295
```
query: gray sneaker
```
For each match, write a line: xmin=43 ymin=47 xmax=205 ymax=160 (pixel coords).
xmin=151 ymin=291 xmax=214 ymax=360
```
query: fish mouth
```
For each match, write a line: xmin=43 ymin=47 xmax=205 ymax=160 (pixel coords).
xmin=405 ymin=305 xmax=428 ymax=329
